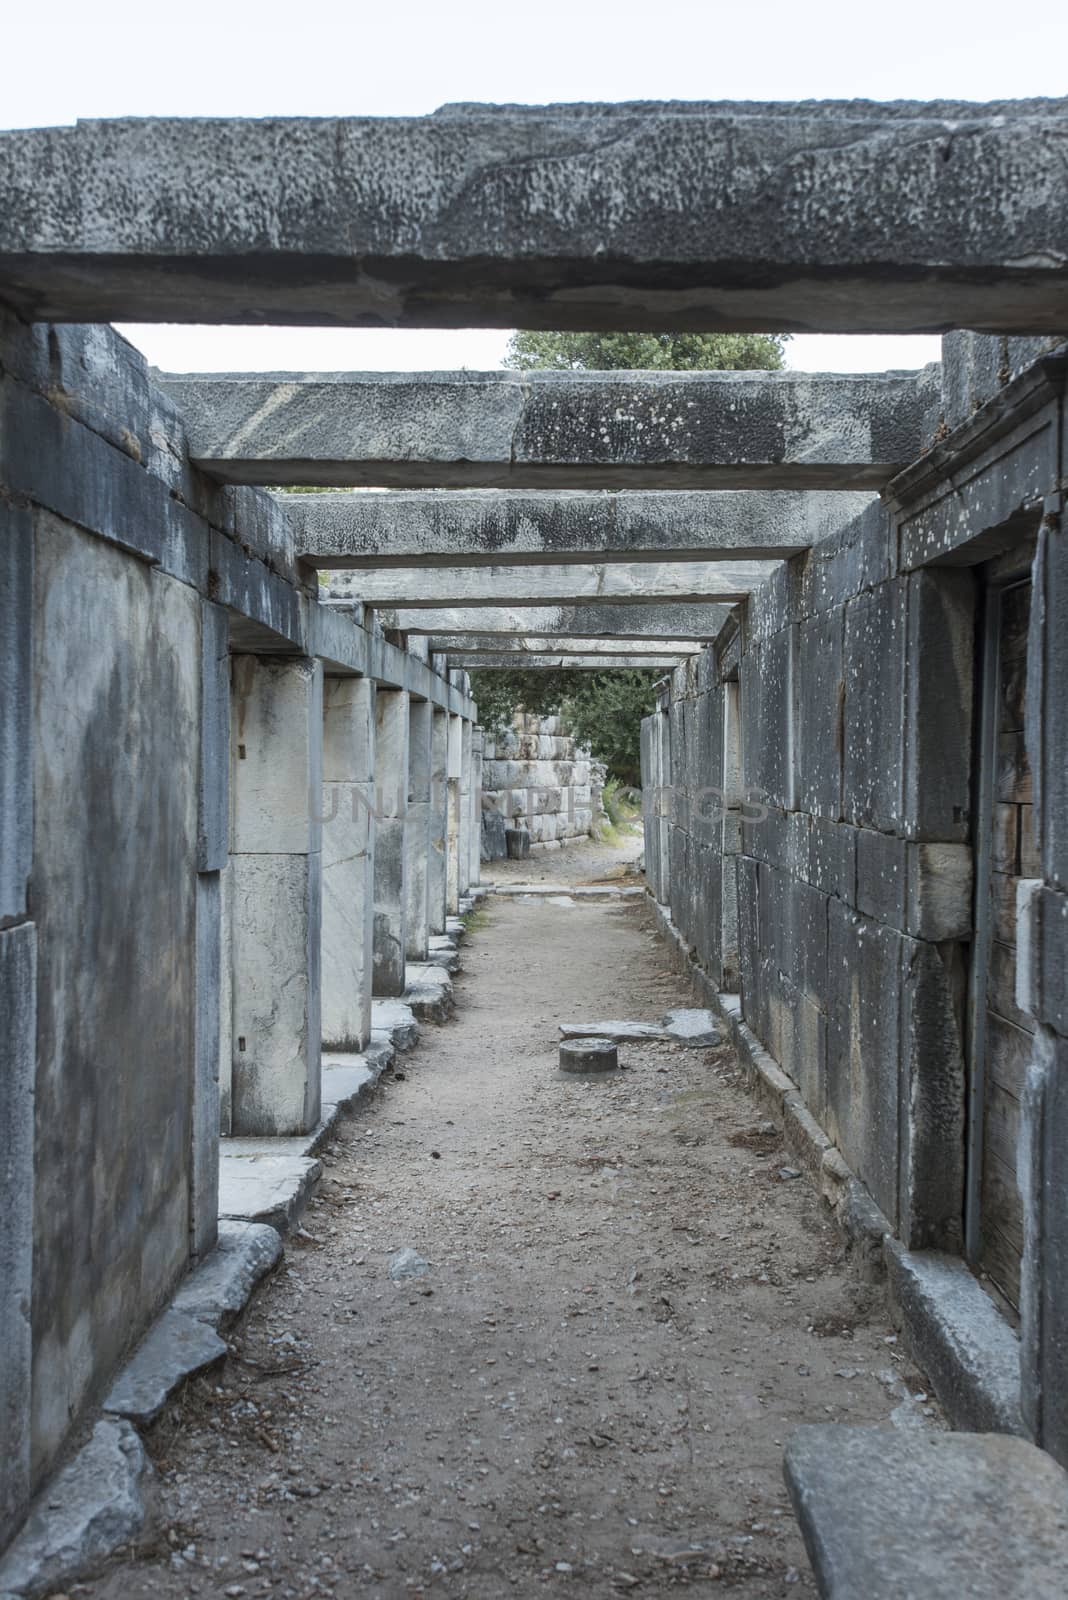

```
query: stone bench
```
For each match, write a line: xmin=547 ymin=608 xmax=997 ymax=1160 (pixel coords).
xmin=784 ymin=1425 xmax=1068 ymax=1599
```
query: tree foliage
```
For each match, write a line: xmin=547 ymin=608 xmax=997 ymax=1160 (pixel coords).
xmin=503 ymin=329 xmax=786 ymax=372
xmin=469 ymin=668 xmax=661 ymax=786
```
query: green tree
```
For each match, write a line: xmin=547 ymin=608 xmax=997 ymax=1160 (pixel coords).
xmin=468 ymin=667 xmax=662 ymax=786
xmin=503 ymin=329 xmax=786 ymax=372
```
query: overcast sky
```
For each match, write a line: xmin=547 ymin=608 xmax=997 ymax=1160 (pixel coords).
xmin=5 ymin=0 xmax=1064 ymax=376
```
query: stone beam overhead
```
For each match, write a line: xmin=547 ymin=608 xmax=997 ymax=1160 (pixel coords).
xmin=2 ymin=104 xmax=1068 ymax=331
xmin=286 ymin=490 xmax=873 ymax=568
xmin=324 ymin=559 xmax=775 ymax=606
xmin=159 ymin=369 xmax=935 ymax=489
xmin=433 ymin=635 xmax=703 ymax=656
xmin=387 ymin=605 xmax=733 ymax=640
xmin=451 ymin=653 xmax=684 ymax=670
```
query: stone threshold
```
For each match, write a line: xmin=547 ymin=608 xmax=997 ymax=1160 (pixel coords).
xmin=648 ymin=893 xmax=1026 ymax=1440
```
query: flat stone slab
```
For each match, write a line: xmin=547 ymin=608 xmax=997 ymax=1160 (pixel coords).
xmin=426 ymin=939 xmax=462 ymax=973
xmin=322 ymin=1038 xmax=395 ymax=1115
xmin=884 ymin=1241 xmax=1026 ymax=1434
xmin=559 ymin=1009 xmax=721 ymax=1048
xmin=403 ymin=963 xmax=455 ymax=1022
xmin=784 ymin=1425 xmax=1068 ymax=1600
xmin=371 ymin=998 xmax=420 ymax=1052
xmin=218 ymin=1151 xmax=322 ymax=1234
xmin=496 ymin=883 xmax=644 ymax=901
xmin=103 ymin=1309 xmax=227 ymax=1426
xmin=445 ymin=916 xmax=467 ymax=942
xmin=0 ymin=1420 xmax=154 ymax=1599
xmin=172 ymin=1220 xmax=282 ymax=1328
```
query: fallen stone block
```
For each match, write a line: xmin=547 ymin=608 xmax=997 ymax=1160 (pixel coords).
xmin=784 ymin=1425 xmax=1068 ymax=1600
xmin=558 ymin=1008 xmax=720 ymax=1047
xmin=884 ymin=1240 xmax=1026 ymax=1435
xmin=662 ymin=1008 xmax=722 ymax=1046
xmin=172 ymin=1220 xmax=282 ymax=1329
xmin=371 ymin=998 xmax=420 ymax=1051
xmin=218 ymin=1151 xmax=322 ymax=1234
xmin=0 ymin=1420 xmax=154 ymax=1600
xmin=103 ymin=1309 xmax=227 ymax=1426
xmin=388 ymin=1247 xmax=430 ymax=1281
xmin=559 ymin=1019 xmax=664 ymax=1042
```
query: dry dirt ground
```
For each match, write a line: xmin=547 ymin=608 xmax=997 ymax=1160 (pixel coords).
xmin=85 ymin=836 xmax=939 ymax=1600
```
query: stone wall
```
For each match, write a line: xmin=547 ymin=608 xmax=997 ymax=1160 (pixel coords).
xmin=643 ymin=332 xmax=1068 ymax=1466
xmin=0 ymin=311 xmax=478 ymax=1544
xmin=481 ymin=712 xmax=605 ymax=857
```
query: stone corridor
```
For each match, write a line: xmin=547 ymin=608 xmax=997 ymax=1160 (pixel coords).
xmin=84 ymin=842 xmax=932 ymax=1600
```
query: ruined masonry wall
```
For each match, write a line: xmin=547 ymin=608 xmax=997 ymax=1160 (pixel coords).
xmin=481 ymin=712 xmax=605 ymax=856
xmin=642 ymin=331 xmax=1068 ymax=1468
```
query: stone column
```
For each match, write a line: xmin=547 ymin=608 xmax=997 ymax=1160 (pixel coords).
xmin=720 ymin=679 xmax=742 ymax=992
xmin=229 ymin=655 xmax=322 ymax=1136
xmin=459 ymin=718 xmax=473 ymax=897
xmin=468 ymin=726 xmax=484 ymax=888
xmin=657 ymin=705 xmax=672 ymax=908
xmin=373 ymin=687 xmax=409 ymax=995
xmin=405 ymin=698 xmax=432 ymax=961
xmin=321 ymin=676 xmax=376 ymax=1050
xmin=446 ymin=712 xmax=463 ymax=916
xmin=428 ymin=707 xmax=449 ymax=935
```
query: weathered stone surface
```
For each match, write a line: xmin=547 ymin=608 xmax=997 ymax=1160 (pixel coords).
xmin=0 ymin=1421 xmax=154 ymax=1600
xmin=163 ymin=368 xmax=930 ymax=488
xmin=884 ymin=1242 xmax=1025 ymax=1433
xmin=321 ymin=677 xmax=376 ymax=1051
xmin=172 ymin=1220 xmax=282 ymax=1328
xmin=198 ymin=601 xmax=230 ymax=872
xmin=391 ymin=603 xmax=735 ymax=640
xmin=0 ymin=924 xmax=34 ymax=1546
xmin=218 ymin=1152 xmax=322 ymax=1234
xmin=0 ymin=502 xmax=32 ymax=921
xmin=403 ymin=963 xmax=455 ymax=1022
xmin=30 ymin=522 xmax=200 ymax=1476
xmin=329 ymin=561 xmax=769 ymax=609
xmin=841 ymin=580 xmax=906 ymax=832
xmin=371 ymin=998 xmax=420 ymax=1052
xmin=902 ymin=567 xmax=975 ymax=842
xmin=559 ymin=1038 xmax=619 ymax=1074
xmin=785 ymin=1425 xmax=1068 ymax=1600
xmin=459 ymin=652 xmax=684 ymax=669
xmin=290 ymin=490 xmax=874 ymax=569
xmin=4 ymin=105 xmax=1068 ymax=330
xmin=1019 ymin=1027 xmax=1068 ymax=1467
xmin=436 ymin=634 xmax=702 ymax=656
xmin=372 ymin=688 xmax=410 ymax=997
xmin=428 ymin=934 xmax=462 ymax=972
xmin=103 ymin=1309 xmax=227 ymax=1425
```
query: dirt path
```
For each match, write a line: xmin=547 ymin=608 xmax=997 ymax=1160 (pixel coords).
xmin=87 ymin=843 xmax=937 ymax=1600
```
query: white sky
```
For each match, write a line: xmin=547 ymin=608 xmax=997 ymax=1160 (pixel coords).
xmin=6 ymin=0 xmax=1066 ymax=376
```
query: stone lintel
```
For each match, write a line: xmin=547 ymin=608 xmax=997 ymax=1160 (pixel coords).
xmin=285 ymin=490 xmax=874 ymax=569
xmin=160 ymin=369 xmax=934 ymax=488
xmin=3 ymin=104 xmax=1068 ymax=330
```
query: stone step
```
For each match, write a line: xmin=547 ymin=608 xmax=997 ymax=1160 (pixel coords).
xmin=784 ymin=1425 xmax=1068 ymax=1600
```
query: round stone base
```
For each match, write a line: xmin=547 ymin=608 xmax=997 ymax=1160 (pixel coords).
xmin=559 ymin=1037 xmax=619 ymax=1074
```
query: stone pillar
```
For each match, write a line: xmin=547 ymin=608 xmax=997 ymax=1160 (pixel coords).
xmin=321 ymin=676 xmax=376 ymax=1050
xmin=720 ymin=679 xmax=742 ymax=992
xmin=229 ymin=655 xmax=322 ymax=1136
xmin=468 ymin=726 xmax=483 ymax=887
xmin=459 ymin=718 xmax=473 ymax=897
xmin=657 ymin=705 xmax=672 ymax=908
xmin=446 ymin=712 xmax=463 ymax=916
xmin=373 ymin=687 xmax=409 ymax=995
xmin=428 ymin=707 xmax=449 ymax=935
xmin=405 ymin=698 xmax=432 ymax=961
